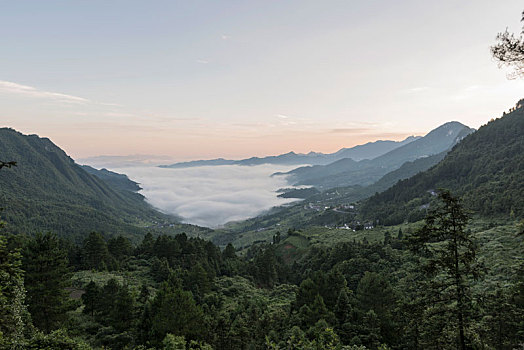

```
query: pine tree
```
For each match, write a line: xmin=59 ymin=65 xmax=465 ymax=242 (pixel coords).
xmin=137 ymin=232 xmax=155 ymax=257
xmin=23 ymin=232 xmax=72 ymax=333
xmin=409 ymin=189 xmax=479 ymax=350
xmin=107 ymin=235 xmax=133 ymax=262
xmin=334 ymin=288 xmax=352 ymax=326
xmin=81 ymin=281 xmax=101 ymax=317
xmin=82 ymin=232 xmax=111 ymax=270
xmin=355 ymin=272 xmax=397 ymax=344
xmin=222 ymin=243 xmax=236 ymax=259
xmin=111 ymin=284 xmax=135 ymax=332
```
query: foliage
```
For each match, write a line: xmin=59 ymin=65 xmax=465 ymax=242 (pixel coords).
xmin=409 ymin=190 xmax=479 ymax=349
xmin=142 ymin=281 xmax=205 ymax=347
xmin=24 ymin=329 xmax=91 ymax=350
xmin=492 ymin=10 xmax=524 ymax=78
xmin=23 ymin=232 xmax=74 ymax=333
xmin=0 ymin=230 xmax=28 ymax=347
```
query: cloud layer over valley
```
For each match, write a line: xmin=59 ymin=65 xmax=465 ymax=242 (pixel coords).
xmin=109 ymin=164 xmax=301 ymax=228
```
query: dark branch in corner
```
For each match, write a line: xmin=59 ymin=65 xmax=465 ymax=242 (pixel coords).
xmin=0 ymin=161 xmax=17 ymax=170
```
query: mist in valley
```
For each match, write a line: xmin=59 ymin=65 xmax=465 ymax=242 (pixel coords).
xmin=108 ymin=164 xmax=303 ymax=227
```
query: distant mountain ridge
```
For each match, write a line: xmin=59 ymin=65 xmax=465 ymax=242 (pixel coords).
xmin=159 ymin=136 xmax=420 ymax=168
xmin=279 ymin=121 xmax=475 ymax=189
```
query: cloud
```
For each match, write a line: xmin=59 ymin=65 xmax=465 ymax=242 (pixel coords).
xmin=196 ymin=59 xmax=209 ymax=64
xmin=0 ymin=80 xmax=89 ymax=104
xmin=106 ymin=164 xmax=300 ymax=228
xmin=221 ymin=34 xmax=230 ymax=40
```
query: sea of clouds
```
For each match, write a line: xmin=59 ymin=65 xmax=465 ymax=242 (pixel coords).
xmin=104 ymin=164 xmax=302 ymax=228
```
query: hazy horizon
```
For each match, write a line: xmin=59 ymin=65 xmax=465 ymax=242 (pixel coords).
xmin=78 ymin=133 xmax=422 ymax=165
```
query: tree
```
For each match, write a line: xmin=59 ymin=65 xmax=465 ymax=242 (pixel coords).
xmin=82 ymin=232 xmax=113 ymax=270
xmin=142 ymin=282 xmax=204 ymax=347
xmin=107 ymin=235 xmax=133 ymax=262
xmin=409 ymin=190 xmax=479 ymax=350
xmin=334 ymin=288 xmax=352 ymax=326
xmin=355 ymin=272 xmax=397 ymax=344
xmin=25 ymin=329 xmax=91 ymax=349
xmin=23 ymin=232 xmax=72 ymax=333
xmin=0 ymin=231 xmax=28 ymax=347
xmin=81 ymin=281 xmax=101 ymax=317
xmin=162 ymin=333 xmax=186 ymax=350
xmin=111 ymin=284 xmax=136 ymax=332
xmin=492 ymin=10 xmax=524 ymax=78
xmin=0 ymin=161 xmax=16 ymax=170
xmin=222 ymin=243 xmax=236 ymax=259
xmin=137 ymin=232 xmax=155 ymax=257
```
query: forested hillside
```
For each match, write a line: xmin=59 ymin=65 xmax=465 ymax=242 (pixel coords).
xmin=81 ymin=166 xmax=142 ymax=193
xmin=360 ymin=100 xmax=524 ymax=225
xmin=0 ymin=128 xmax=173 ymax=240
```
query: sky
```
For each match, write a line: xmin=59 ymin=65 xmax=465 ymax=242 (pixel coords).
xmin=1 ymin=0 xmax=524 ymax=161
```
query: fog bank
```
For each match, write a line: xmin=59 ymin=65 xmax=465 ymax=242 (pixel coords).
xmin=110 ymin=164 xmax=301 ymax=228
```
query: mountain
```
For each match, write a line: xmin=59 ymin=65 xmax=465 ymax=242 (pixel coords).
xmin=159 ymin=158 xmax=236 ymax=168
xmin=81 ymin=165 xmax=141 ymax=193
xmin=370 ymin=121 xmax=474 ymax=168
xmin=0 ymin=128 xmax=173 ymax=241
xmin=360 ymin=100 xmax=524 ymax=225
xmin=160 ymin=137 xmax=419 ymax=168
xmin=309 ymin=151 xmax=449 ymax=204
xmin=331 ymin=136 xmax=420 ymax=161
xmin=280 ymin=122 xmax=474 ymax=189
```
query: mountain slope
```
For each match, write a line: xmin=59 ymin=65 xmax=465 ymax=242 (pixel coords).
xmin=282 ymin=122 xmax=474 ymax=189
xmin=160 ymin=137 xmax=419 ymax=168
xmin=309 ymin=151 xmax=449 ymax=205
xmin=81 ymin=165 xmax=141 ymax=193
xmin=0 ymin=128 xmax=172 ymax=240
xmin=332 ymin=136 xmax=420 ymax=161
xmin=360 ymin=100 xmax=524 ymax=225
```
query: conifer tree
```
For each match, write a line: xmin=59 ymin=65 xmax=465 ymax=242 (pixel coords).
xmin=23 ymin=232 xmax=72 ymax=333
xmin=334 ymin=289 xmax=352 ymax=326
xmin=409 ymin=190 xmax=479 ymax=350
xmin=81 ymin=281 xmax=101 ymax=317
xmin=82 ymin=232 xmax=112 ymax=270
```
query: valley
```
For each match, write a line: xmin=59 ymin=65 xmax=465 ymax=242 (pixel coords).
xmin=1 ymin=3 xmax=523 ymax=349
